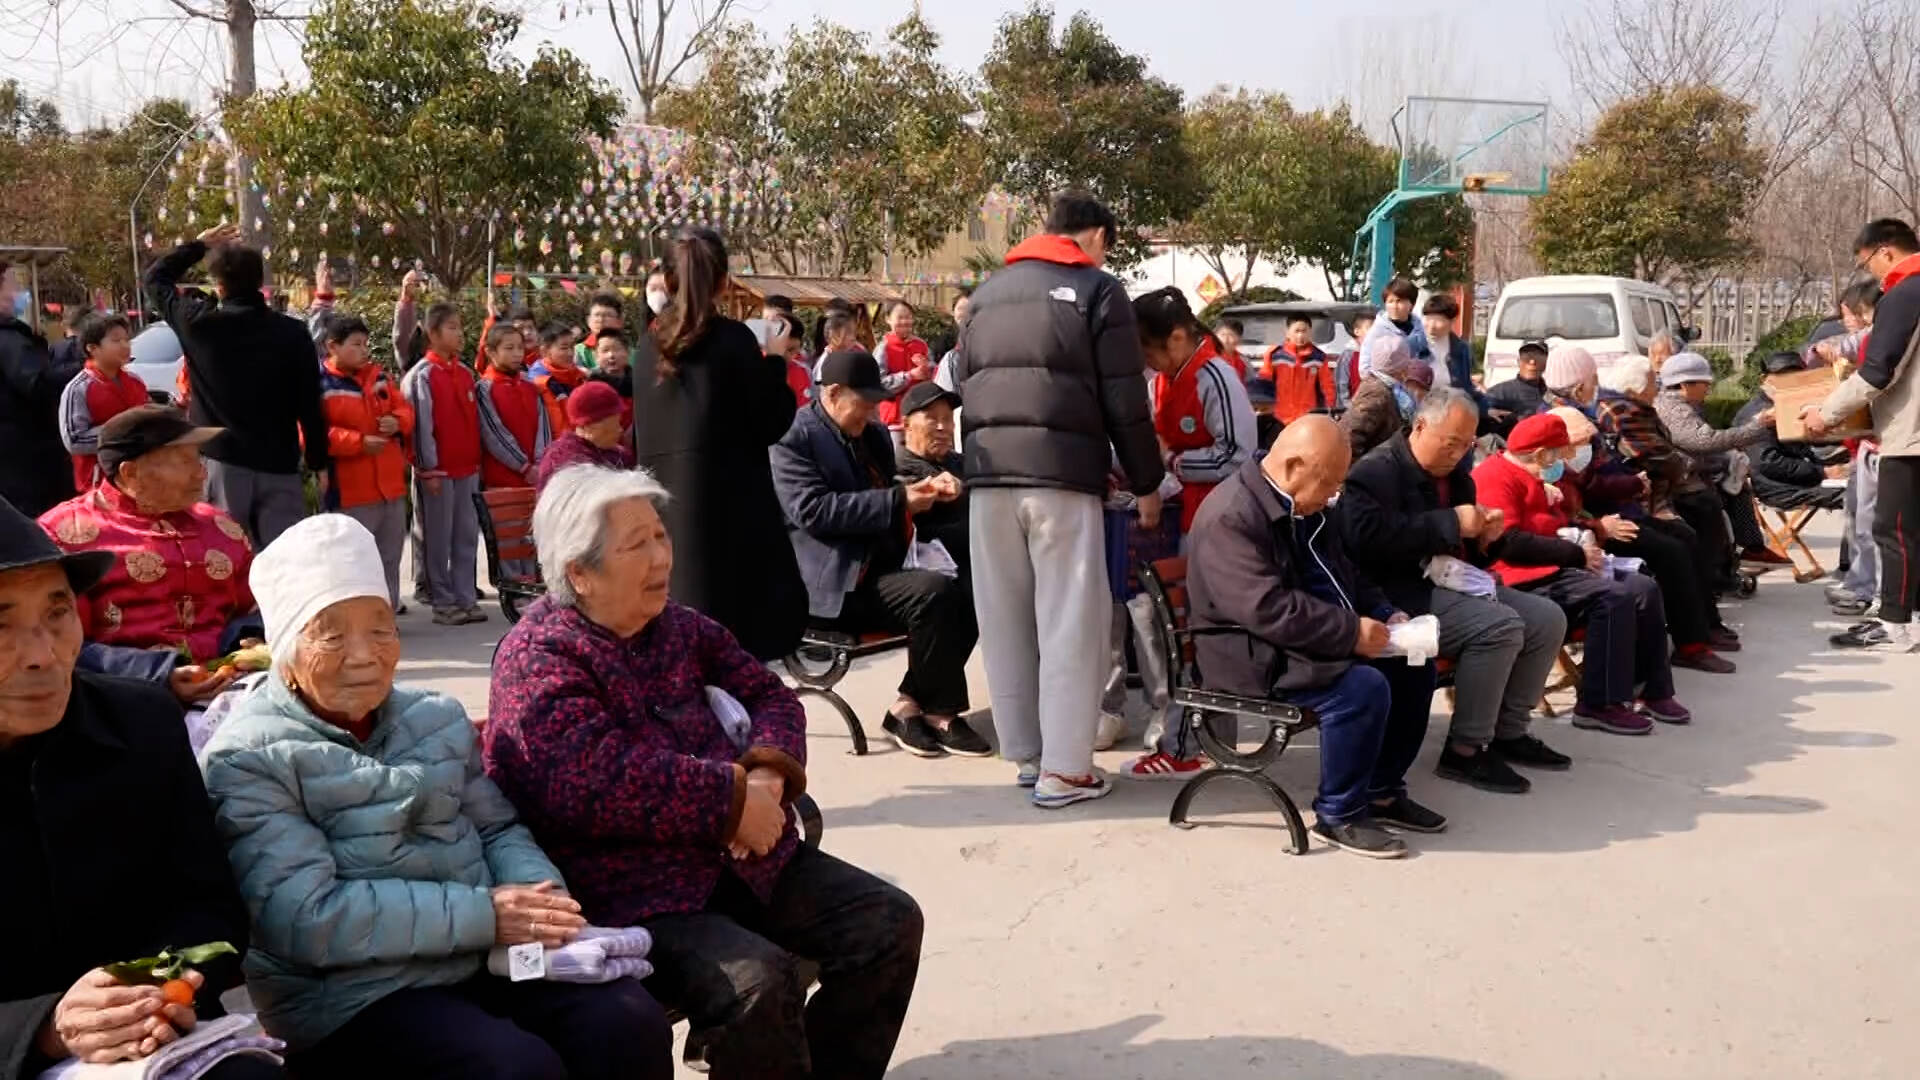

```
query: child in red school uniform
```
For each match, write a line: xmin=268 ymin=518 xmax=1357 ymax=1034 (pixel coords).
xmin=477 ymin=323 xmax=552 ymax=492
xmin=59 ymin=312 xmax=149 ymax=491
xmin=399 ymin=302 xmax=486 ymax=626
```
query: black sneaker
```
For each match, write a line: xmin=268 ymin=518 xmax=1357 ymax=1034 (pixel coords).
xmin=1310 ymin=819 xmax=1409 ymax=859
xmin=1370 ymin=795 xmax=1448 ymax=833
xmin=882 ymin=712 xmax=947 ymax=758
xmin=1831 ymin=621 xmax=1892 ymax=649
xmin=1435 ymin=744 xmax=1531 ymax=794
xmin=1490 ymin=734 xmax=1572 ymax=771
xmin=933 ymin=717 xmax=993 ymax=757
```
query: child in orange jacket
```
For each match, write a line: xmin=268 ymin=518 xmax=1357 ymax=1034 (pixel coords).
xmin=319 ymin=315 xmax=416 ymax=607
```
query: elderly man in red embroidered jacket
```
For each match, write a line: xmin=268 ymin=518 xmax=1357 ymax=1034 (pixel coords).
xmin=37 ymin=406 xmax=260 ymax=708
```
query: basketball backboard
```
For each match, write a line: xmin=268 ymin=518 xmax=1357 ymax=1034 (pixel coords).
xmin=1397 ymin=96 xmax=1550 ymax=197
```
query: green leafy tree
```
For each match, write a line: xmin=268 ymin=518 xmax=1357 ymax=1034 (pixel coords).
xmin=1269 ymin=104 xmax=1472 ymax=300
xmin=1172 ymin=91 xmax=1307 ymax=293
xmin=1531 ymin=85 xmax=1766 ymax=283
xmin=979 ymin=5 xmax=1198 ymax=268
xmin=228 ymin=0 xmax=621 ymax=290
xmin=659 ymin=14 xmax=989 ymax=277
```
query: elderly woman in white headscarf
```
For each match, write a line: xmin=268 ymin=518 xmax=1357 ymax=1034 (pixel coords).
xmin=1340 ymin=333 xmax=1423 ymax=459
xmin=1543 ymin=344 xmax=1600 ymax=413
xmin=197 ymin=514 xmax=672 ymax=1080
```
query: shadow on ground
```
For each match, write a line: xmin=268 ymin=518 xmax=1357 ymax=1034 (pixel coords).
xmin=820 ymin=582 xmax=1895 ymax=856
xmin=886 ymin=1015 xmax=1505 ymax=1079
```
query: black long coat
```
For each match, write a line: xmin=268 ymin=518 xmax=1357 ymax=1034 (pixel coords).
xmin=0 ymin=673 xmax=251 ymax=1078
xmin=0 ymin=316 xmax=80 ymax=517
xmin=632 ymin=316 xmax=808 ymax=660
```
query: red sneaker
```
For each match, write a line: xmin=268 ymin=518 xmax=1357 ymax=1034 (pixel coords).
xmin=1639 ymin=697 xmax=1693 ymax=724
xmin=1122 ymin=751 xmax=1209 ymax=780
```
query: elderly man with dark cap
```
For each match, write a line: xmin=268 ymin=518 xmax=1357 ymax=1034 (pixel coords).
xmin=772 ymin=351 xmax=986 ymax=760
xmin=894 ymin=380 xmax=970 ymax=581
xmin=37 ymin=406 xmax=263 ymax=709
xmin=0 ymin=494 xmax=277 ymax=1080
xmin=1736 ymin=352 xmax=1850 ymax=513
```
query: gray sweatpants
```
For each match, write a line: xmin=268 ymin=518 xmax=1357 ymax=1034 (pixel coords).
xmin=1843 ymin=445 xmax=1881 ymax=601
xmin=420 ymin=474 xmax=479 ymax=611
xmin=970 ymin=487 xmax=1108 ymax=777
xmin=1430 ymin=584 xmax=1566 ymax=746
xmin=204 ymin=460 xmax=306 ymax=548
xmin=343 ymin=497 xmax=408 ymax=608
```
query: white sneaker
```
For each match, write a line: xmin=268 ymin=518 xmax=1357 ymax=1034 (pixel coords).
xmin=1014 ymin=761 xmax=1041 ymax=788
xmin=1032 ymin=768 xmax=1114 ymax=808
xmin=1868 ymin=621 xmax=1917 ymax=654
xmin=1093 ymin=711 xmax=1126 ymax=751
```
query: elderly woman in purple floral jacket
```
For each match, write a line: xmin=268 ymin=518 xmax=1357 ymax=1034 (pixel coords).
xmin=484 ymin=464 xmax=923 ymax=1080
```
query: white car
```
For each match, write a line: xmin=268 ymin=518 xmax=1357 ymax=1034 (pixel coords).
xmin=1482 ymin=275 xmax=1693 ymax=387
xmin=127 ymin=322 xmax=184 ymax=404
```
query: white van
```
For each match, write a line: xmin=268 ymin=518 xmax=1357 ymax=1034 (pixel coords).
xmin=1482 ymin=276 xmax=1690 ymax=387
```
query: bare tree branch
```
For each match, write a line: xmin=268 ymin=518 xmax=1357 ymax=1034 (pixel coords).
xmin=605 ymin=0 xmax=740 ymax=121
xmin=160 ymin=0 xmax=225 ymax=23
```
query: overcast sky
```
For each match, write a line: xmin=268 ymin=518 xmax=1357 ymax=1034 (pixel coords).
xmin=7 ymin=0 xmax=1575 ymax=139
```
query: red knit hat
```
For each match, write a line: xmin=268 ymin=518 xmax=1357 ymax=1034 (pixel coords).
xmin=1507 ymin=413 xmax=1570 ymax=454
xmin=565 ymin=381 xmax=622 ymax=427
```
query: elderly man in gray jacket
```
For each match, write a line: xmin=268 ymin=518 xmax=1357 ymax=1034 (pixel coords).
xmin=1654 ymin=351 xmax=1781 ymax=562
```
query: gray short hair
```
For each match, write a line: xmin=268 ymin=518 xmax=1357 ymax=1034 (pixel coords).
xmin=1414 ymin=387 xmax=1477 ymax=427
xmin=1647 ymin=329 xmax=1679 ymax=353
xmin=1600 ymin=354 xmax=1654 ymax=395
xmin=533 ymin=465 xmax=670 ymax=606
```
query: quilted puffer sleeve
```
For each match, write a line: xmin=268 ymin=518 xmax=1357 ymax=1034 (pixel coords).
xmin=460 ymin=732 xmax=567 ymax=888
xmin=201 ymin=742 xmax=498 ymax=969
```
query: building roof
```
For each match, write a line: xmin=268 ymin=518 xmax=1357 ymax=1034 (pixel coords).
xmin=729 ymin=275 xmax=906 ymax=307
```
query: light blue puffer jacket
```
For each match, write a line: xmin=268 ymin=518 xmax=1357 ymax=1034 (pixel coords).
xmin=199 ymin=677 xmax=564 ymax=1051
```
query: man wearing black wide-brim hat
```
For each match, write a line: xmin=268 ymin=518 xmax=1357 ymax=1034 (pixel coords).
xmin=0 ymin=494 xmax=272 ymax=1080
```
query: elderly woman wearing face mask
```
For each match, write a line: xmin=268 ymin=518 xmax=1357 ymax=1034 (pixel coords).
xmin=1548 ymin=406 xmax=1737 ymax=674
xmin=198 ymin=514 xmax=673 ymax=1080
xmin=1472 ymin=413 xmax=1690 ymax=736
xmin=1341 ymin=335 xmax=1427 ymax=460
xmin=485 ymin=465 xmax=924 ymax=1080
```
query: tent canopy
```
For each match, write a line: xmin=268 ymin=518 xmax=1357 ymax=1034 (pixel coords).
xmin=726 ymin=275 xmax=906 ymax=311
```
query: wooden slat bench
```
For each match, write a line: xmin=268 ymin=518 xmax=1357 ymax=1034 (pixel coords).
xmin=473 ymin=487 xmax=547 ymax=623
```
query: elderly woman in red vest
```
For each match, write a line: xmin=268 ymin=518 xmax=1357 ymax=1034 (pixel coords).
xmin=1470 ymin=413 xmax=1689 ymax=735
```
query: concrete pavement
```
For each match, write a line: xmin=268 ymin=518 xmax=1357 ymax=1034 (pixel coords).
xmin=408 ymin=521 xmax=1913 ymax=1078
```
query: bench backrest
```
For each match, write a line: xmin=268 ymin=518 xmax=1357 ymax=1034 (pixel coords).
xmin=1135 ymin=556 xmax=1191 ymax=701
xmin=474 ymin=488 xmax=539 ymax=582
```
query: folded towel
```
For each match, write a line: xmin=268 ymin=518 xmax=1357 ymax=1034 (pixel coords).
xmin=487 ymin=926 xmax=654 ymax=985
xmin=37 ymin=1014 xmax=285 ymax=1080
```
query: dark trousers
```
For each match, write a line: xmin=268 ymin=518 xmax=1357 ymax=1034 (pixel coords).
xmin=1875 ymin=456 xmax=1920 ymax=622
xmin=643 ymin=846 xmax=924 ymax=1080
xmin=829 ymin=568 xmax=976 ymax=715
xmin=287 ymin=976 xmax=673 ymax=1080
xmin=1725 ymin=487 xmax=1768 ymax=550
xmin=1524 ymin=568 xmax=1674 ymax=707
xmin=1643 ymin=514 xmax=1728 ymax=630
xmin=1674 ymin=487 xmax=1736 ymax=588
xmin=1609 ymin=521 xmax=1712 ymax=647
xmin=1284 ymin=659 xmax=1433 ymax=824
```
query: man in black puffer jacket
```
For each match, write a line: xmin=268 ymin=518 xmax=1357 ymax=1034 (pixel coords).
xmin=949 ymin=192 xmax=1165 ymax=808
xmin=0 ymin=260 xmax=81 ymax=517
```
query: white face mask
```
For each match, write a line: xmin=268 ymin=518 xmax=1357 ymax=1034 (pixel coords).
xmin=1570 ymin=444 xmax=1594 ymax=474
xmin=646 ymin=289 xmax=669 ymax=315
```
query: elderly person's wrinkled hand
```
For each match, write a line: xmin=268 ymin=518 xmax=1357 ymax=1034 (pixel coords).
xmin=39 ymin=967 xmax=197 ymax=1064
xmin=168 ymin=663 xmax=237 ymax=706
xmin=734 ymin=782 xmax=786 ymax=858
xmin=1480 ymin=506 xmax=1507 ymax=544
xmin=1755 ymin=407 xmax=1777 ymax=427
xmin=1136 ymin=490 xmax=1163 ymax=529
xmin=1453 ymin=503 xmax=1486 ymax=537
xmin=929 ymin=472 xmax=962 ymax=501
xmin=903 ymin=478 xmax=943 ymax=514
xmin=1352 ymin=617 xmax=1391 ymax=659
xmin=1583 ymin=543 xmax=1606 ymax=573
xmin=491 ymin=881 xmax=585 ymax=948
xmin=1801 ymin=405 xmax=1831 ymax=438
xmin=1599 ymin=514 xmax=1639 ymax=542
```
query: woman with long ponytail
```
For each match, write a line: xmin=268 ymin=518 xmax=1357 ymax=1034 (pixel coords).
xmin=630 ymin=226 xmax=808 ymax=660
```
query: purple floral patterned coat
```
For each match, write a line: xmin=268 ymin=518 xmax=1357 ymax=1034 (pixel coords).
xmin=485 ymin=596 xmax=809 ymax=923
